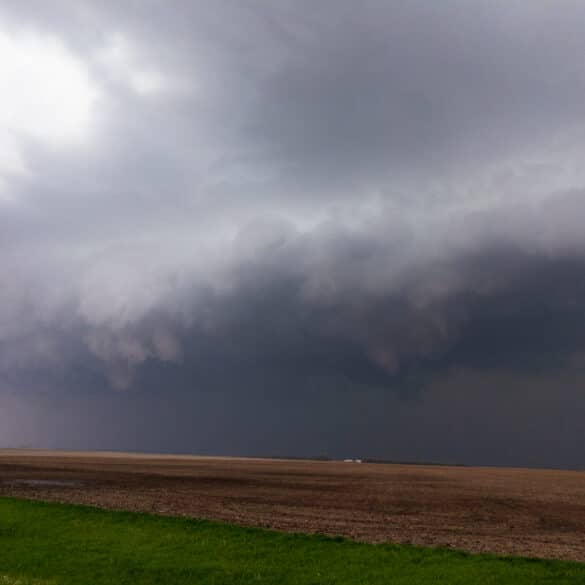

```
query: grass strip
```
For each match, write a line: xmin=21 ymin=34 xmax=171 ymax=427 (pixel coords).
xmin=1 ymin=497 xmax=584 ymax=584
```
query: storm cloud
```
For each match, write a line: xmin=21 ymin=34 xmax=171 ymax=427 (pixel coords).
xmin=2 ymin=1 xmax=585 ymax=466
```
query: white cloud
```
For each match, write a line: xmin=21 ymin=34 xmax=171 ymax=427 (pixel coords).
xmin=0 ymin=29 xmax=98 ymax=144
xmin=95 ymin=33 xmax=189 ymax=96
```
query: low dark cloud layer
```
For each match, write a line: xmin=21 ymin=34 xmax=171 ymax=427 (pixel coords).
xmin=2 ymin=1 xmax=585 ymax=466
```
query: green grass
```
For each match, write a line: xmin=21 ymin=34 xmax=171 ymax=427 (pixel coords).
xmin=1 ymin=498 xmax=585 ymax=584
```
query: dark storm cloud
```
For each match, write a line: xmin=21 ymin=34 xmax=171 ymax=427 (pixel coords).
xmin=3 ymin=1 xmax=585 ymax=463
xmin=6 ymin=193 xmax=585 ymax=391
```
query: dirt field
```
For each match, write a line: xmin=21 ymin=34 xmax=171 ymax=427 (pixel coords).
xmin=1 ymin=450 xmax=585 ymax=562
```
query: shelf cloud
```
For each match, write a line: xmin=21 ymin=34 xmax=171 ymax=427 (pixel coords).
xmin=2 ymin=1 xmax=585 ymax=466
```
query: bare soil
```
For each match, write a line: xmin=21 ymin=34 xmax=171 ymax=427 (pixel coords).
xmin=1 ymin=450 xmax=585 ymax=562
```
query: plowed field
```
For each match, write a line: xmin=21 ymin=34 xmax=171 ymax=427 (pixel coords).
xmin=1 ymin=450 xmax=584 ymax=562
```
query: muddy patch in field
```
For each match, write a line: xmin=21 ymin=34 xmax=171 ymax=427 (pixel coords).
xmin=5 ymin=479 xmax=84 ymax=488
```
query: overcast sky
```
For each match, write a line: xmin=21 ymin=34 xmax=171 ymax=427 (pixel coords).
xmin=2 ymin=1 xmax=585 ymax=467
